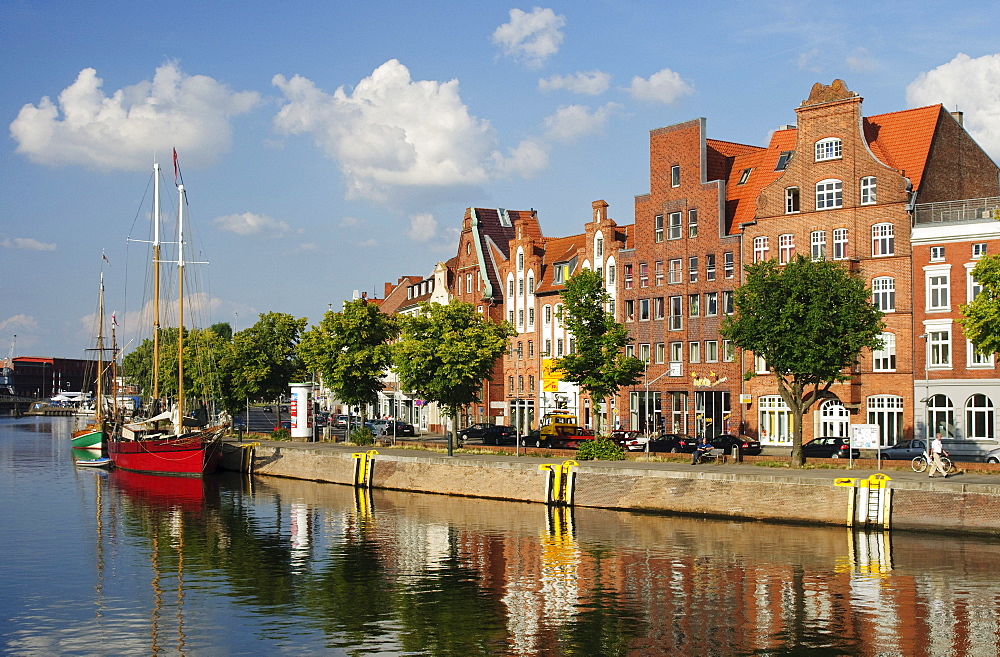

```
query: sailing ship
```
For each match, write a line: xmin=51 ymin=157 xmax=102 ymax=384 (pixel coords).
xmin=108 ymin=156 xmax=227 ymax=476
xmin=71 ymin=270 xmax=111 ymax=449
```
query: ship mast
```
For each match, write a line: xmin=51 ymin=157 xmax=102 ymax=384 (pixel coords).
xmin=152 ymin=163 xmax=161 ymax=402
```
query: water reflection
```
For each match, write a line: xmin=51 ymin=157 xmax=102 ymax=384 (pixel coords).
xmin=4 ymin=418 xmax=1000 ymax=655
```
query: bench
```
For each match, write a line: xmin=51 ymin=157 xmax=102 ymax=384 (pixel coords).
xmin=696 ymin=449 xmax=727 ymax=464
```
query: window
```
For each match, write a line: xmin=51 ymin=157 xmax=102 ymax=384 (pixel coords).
xmin=624 ymin=264 xmax=633 ymax=289
xmin=872 ymin=223 xmax=894 ymax=256
xmin=706 ymin=254 xmax=716 ymax=281
xmin=654 ymin=297 xmax=664 ymax=320
xmin=671 ymin=165 xmax=680 ymax=187
xmin=528 ymin=308 xmax=535 ymax=326
xmin=810 ymin=231 xmax=826 ymax=260
xmin=555 ymin=304 xmax=563 ymax=326
xmin=738 ymin=168 xmax=752 ymax=185
xmin=518 ymin=278 xmax=524 ymax=296
xmin=527 ymin=275 xmax=534 ymax=293
xmin=966 ymin=394 xmax=995 ymax=440
xmin=779 ymin=234 xmax=794 ymax=264
xmin=705 ymin=340 xmax=719 ymax=362
xmin=759 ymin=396 xmax=792 ymax=444
xmin=624 ymin=299 xmax=635 ymax=321
xmin=754 ymin=236 xmax=769 ymax=262
xmin=508 ymin=279 xmax=515 ymax=297
xmin=927 ymin=394 xmax=955 ymax=439
xmin=639 ymin=262 xmax=649 ymax=287
xmin=626 ymin=345 xmax=635 ymax=358
xmin=595 ymin=237 xmax=603 ymax=257
xmin=529 ymin=375 xmax=535 ymax=392
xmin=465 ymin=273 xmax=472 ymax=293
xmin=637 ymin=343 xmax=650 ymax=363
xmin=722 ymin=290 xmax=734 ymax=315
xmin=868 ymin=395 xmax=904 ymax=446
xmin=872 ymin=277 xmax=895 ymax=312
xmin=969 ymin=340 xmax=994 ymax=367
xmin=705 ymin=292 xmax=718 ymax=316
xmin=928 ymin=273 xmax=950 ymax=310
xmin=544 ymin=305 xmax=552 ymax=324
xmin=516 ymin=341 xmax=523 ymax=359
xmin=639 ymin=298 xmax=650 ymax=321
xmin=930 ymin=246 xmax=945 ymax=262
xmin=973 ymin=243 xmax=988 ymax=258
xmin=508 ymin=310 xmax=514 ymax=323
xmin=654 ymin=215 xmax=664 ymax=243
xmin=655 ymin=342 xmax=665 ymax=364
xmin=815 ymin=137 xmax=842 ymax=161
xmin=724 ymin=252 xmax=734 ymax=278
xmin=688 ymin=209 xmax=698 ymax=238
xmin=688 ymin=294 xmax=700 ymax=316
xmin=688 ymin=256 xmax=698 ymax=283
xmin=970 ymin=270 xmax=984 ymax=302
xmin=509 ymin=376 xmax=514 ymax=393
xmin=723 ymin=340 xmax=735 ymax=362
xmin=517 ymin=251 xmax=524 ymax=271
xmin=775 ymin=151 xmax=793 ymax=171
xmin=833 ymin=228 xmax=848 ymax=260
xmin=668 ymin=212 xmax=682 ymax=240
xmin=668 ymin=296 xmax=683 ymax=330
xmin=544 ymin=338 xmax=551 ymax=355
xmin=816 ymin=179 xmax=843 ymax=210
xmin=518 ymin=309 xmax=524 ymax=327
xmin=669 ymin=259 xmax=682 ymax=284
xmin=929 ymin=328 xmax=951 ymax=367
xmin=608 ymin=264 xmax=616 ymax=285
xmin=553 ymin=264 xmax=565 ymax=284
xmin=655 ymin=261 xmax=664 ymax=285
xmin=860 ymin=176 xmax=877 ymax=205
xmin=689 ymin=341 xmax=701 ymax=363
xmin=557 ymin=339 xmax=564 ymax=357
xmin=670 ymin=341 xmax=683 ymax=363
xmin=785 ymin=187 xmax=800 ymax=213
xmin=873 ymin=332 xmax=896 ymax=371
xmin=528 ymin=340 xmax=534 ymax=357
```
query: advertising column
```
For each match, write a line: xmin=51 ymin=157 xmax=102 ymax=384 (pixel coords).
xmin=289 ymin=382 xmax=312 ymax=440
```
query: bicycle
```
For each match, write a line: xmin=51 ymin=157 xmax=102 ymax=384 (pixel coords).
xmin=911 ymin=452 xmax=954 ymax=474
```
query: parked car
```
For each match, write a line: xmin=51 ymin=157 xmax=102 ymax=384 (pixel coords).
xmin=611 ymin=430 xmax=644 ymax=450
xmin=640 ymin=433 xmax=698 ymax=453
xmin=880 ymin=439 xmax=927 ymax=460
xmin=458 ymin=423 xmax=515 ymax=445
xmin=263 ymin=405 xmax=274 ymax=413
xmin=519 ymin=429 xmax=542 ymax=447
xmin=984 ymin=447 xmax=1000 ymax=464
xmin=799 ymin=437 xmax=860 ymax=459
xmin=273 ymin=420 xmax=291 ymax=430
xmin=707 ymin=434 xmax=763 ymax=456
xmin=369 ymin=420 xmax=416 ymax=437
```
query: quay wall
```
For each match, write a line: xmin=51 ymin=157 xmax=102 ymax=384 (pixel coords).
xmin=224 ymin=443 xmax=1000 ymax=536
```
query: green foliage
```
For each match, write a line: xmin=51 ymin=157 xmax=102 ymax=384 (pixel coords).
xmin=575 ymin=437 xmax=625 ymax=461
xmin=393 ymin=300 xmax=515 ymax=454
xmin=720 ymin=256 xmax=884 ymax=466
xmin=554 ymin=269 xmax=645 ymax=435
xmin=959 ymin=254 xmax=1000 ymax=355
xmin=270 ymin=427 xmax=291 ymax=441
xmin=222 ymin=312 xmax=308 ymax=411
xmin=350 ymin=427 xmax=375 ymax=445
xmin=299 ymin=298 xmax=398 ymax=420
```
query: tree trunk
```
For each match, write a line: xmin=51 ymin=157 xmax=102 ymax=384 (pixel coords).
xmin=790 ymin=405 xmax=805 ymax=467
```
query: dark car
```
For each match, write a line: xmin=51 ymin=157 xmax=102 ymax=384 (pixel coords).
xmin=636 ymin=433 xmax=698 ymax=453
xmin=519 ymin=429 xmax=542 ymax=447
xmin=459 ymin=424 xmax=515 ymax=445
xmin=707 ymin=434 xmax=763 ymax=456
xmin=799 ymin=437 xmax=860 ymax=459
xmin=880 ymin=439 xmax=927 ymax=460
xmin=370 ymin=420 xmax=416 ymax=437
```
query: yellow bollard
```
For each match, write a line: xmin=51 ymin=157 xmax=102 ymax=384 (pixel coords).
xmin=352 ymin=450 xmax=379 ymax=487
xmin=539 ymin=460 xmax=578 ymax=505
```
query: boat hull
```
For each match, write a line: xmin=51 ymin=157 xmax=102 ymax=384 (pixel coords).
xmin=108 ymin=431 xmax=223 ymax=476
xmin=71 ymin=427 xmax=104 ymax=449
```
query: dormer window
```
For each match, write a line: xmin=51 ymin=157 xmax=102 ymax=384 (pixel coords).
xmin=553 ymin=263 xmax=566 ymax=284
xmin=815 ymin=138 xmax=842 ymax=161
xmin=775 ymin=151 xmax=793 ymax=171
xmin=737 ymin=168 xmax=752 ymax=185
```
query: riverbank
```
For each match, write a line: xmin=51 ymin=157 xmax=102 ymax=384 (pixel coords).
xmin=223 ymin=437 xmax=1000 ymax=536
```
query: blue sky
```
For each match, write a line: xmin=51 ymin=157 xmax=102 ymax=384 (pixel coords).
xmin=3 ymin=1 xmax=1000 ymax=360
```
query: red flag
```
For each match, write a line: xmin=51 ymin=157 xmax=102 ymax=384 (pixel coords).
xmin=173 ymin=148 xmax=178 ymax=184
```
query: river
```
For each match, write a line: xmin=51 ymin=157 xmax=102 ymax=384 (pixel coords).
xmin=1 ymin=416 xmax=998 ymax=656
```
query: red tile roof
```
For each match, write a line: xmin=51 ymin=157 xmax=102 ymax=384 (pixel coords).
xmin=864 ymin=104 xmax=942 ymax=191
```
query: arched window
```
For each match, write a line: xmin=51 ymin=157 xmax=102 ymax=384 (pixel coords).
xmin=816 ymin=179 xmax=843 ymax=210
xmin=966 ymin=394 xmax=994 ymax=440
xmin=758 ymin=396 xmax=791 ymax=444
xmin=926 ymin=394 xmax=955 ymax=439
xmin=868 ymin=395 xmax=904 ymax=446
xmin=820 ymin=399 xmax=850 ymax=438
xmin=872 ymin=277 xmax=895 ymax=312
xmin=815 ymin=137 xmax=842 ymax=161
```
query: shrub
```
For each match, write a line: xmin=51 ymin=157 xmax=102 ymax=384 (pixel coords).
xmin=576 ymin=437 xmax=624 ymax=461
xmin=270 ymin=428 xmax=291 ymax=441
xmin=350 ymin=427 xmax=376 ymax=446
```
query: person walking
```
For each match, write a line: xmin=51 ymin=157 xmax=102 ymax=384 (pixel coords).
xmin=928 ymin=432 xmax=950 ymax=478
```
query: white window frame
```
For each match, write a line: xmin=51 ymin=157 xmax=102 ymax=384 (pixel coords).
xmin=668 ymin=258 xmax=682 ymax=284
xmin=671 ymin=165 xmax=680 ymax=187
xmin=667 ymin=212 xmax=682 ymax=240
xmin=872 ymin=332 xmax=896 ymax=372
xmin=724 ymin=252 xmax=735 ymax=279
xmin=688 ymin=209 xmax=698 ymax=238
xmin=705 ymin=254 xmax=716 ymax=281
xmin=705 ymin=340 xmax=719 ymax=363
xmin=872 ymin=276 xmax=895 ymax=312
xmin=754 ymin=236 xmax=769 ymax=262
xmin=654 ymin=215 xmax=664 ymax=243
xmin=785 ymin=187 xmax=800 ymax=214
xmin=815 ymin=137 xmax=842 ymax=161
xmin=966 ymin=394 xmax=995 ymax=440
xmin=968 ymin=340 xmax=995 ymax=368
xmin=779 ymin=234 xmax=794 ymax=264
xmin=689 ymin=341 xmax=701 ymax=363
xmin=867 ymin=395 xmax=904 ymax=447
xmin=926 ymin=322 xmax=952 ymax=369
xmin=973 ymin=243 xmax=988 ymax=259
xmin=810 ymin=230 xmax=826 ymax=260
xmin=688 ymin=256 xmax=698 ymax=283
xmin=925 ymin=265 xmax=951 ymax=311
xmin=860 ymin=176 xmax=877 ymax=205
xmin=930 ymin=246 xmax=945 ymax=262
xmin=872 ymin=223 xmax=894 ymax=257
xmin=816 ymin=179 xmax=843 ymax=210
xmin=833 ymin=228 xmax=848 ymax=260
xmin=705 ymin=292 xmax=718 ymax=317
xmin=668 ymin=296 xmax=683 ymax=331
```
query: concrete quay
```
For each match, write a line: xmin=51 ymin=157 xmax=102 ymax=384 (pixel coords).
xmin=222 ymin=437 xmax=1000 ymax=536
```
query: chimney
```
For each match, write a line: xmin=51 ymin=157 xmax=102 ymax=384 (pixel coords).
xmin=951 ymin=111 xmax=964 ymax=127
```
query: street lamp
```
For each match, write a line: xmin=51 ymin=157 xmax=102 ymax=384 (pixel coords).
xmin=643 ymin=360 xmax=669 ymax=435
xmin=918 ymin=333 xmax=930 ymax=438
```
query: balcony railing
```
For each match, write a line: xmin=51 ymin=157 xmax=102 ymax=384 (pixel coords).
xmin=913 ymin=197 xmax=1000 ymax=224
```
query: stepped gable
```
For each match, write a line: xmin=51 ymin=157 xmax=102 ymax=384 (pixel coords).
xmin=535 ymin=233 xmax=586 ymax=295
xmin=863 ymin=104 xmax=941 ymax=192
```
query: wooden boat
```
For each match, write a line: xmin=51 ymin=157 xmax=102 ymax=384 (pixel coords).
xmin=75 ymin=455 xmax=113 ymax=468
xmin=108 ymin=156 xmax=228 ymax=476
xmin=72 ymin=269 xmax=114 ymax=449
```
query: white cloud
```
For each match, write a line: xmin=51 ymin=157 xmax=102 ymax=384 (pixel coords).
xmin=213 ymin=212 xmax=291 ymax=236
xmin=626 ymin=68 xmax=695 ymax=105
xmin=492 ymin=7 xmax=565 ymax=68
xmin=273 ymin=60 xmax=504 ymax=203
xmin=1 ymin=237 xmax=56 ymax=251
xmin=339 ymin=216 xmax=360 ymax=228
xmin=797 ymin=48 xmax=822 ymax=73
xmin=408 ymin=213 xmax=438 ymax=242
xmin=907 ymin=53 xmax=1000 ymax=159
xmin=0 ymin=314 xmax=39 ymax=332
xmin=491 ymin=138 xmax=549 ymax=178
xmin=539 ymin=71 xmax=611 ymax=95
xmin=358 ymin=238 xmax=378 ymax=247
xmin=10 ymin=62 xmax=259 ymax=171
xmin=544 ymin=103 xmax=623 ymax=143
xmin=846 ymin=48 xmax=878 ymax=73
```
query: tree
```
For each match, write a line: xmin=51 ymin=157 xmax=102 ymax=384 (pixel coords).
xmin=720 ymin=256 xmax=884 ymax=466
xmin=554 ymin=269 xmax=645 ymax=436
xmin=959 ymin=254 xmax=1000 ymax=355
xmin=393 ymin=300 xmax=515 ymax=456
xmin=223 ymin=312 xmax=308 ymax=414
xmin=299 ymin=298 xmax=399 ymax=423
